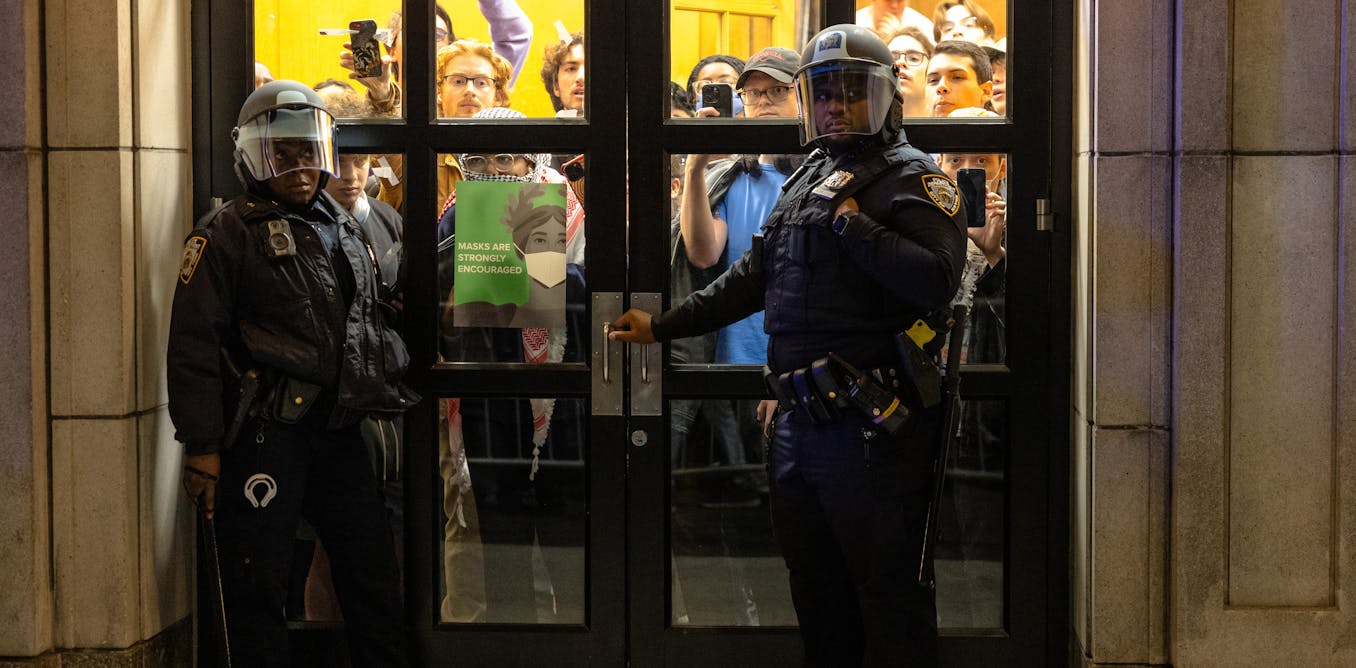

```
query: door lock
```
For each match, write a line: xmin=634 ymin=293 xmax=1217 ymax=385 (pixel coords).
xmin=630 ymin=429 xmax=649 ymax=447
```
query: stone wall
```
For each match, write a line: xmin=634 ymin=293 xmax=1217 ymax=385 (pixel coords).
xmin=0 ymin=0 xmax=194 ymax=658
xmin=1074 ymin=0 xmax=1356 ymax=666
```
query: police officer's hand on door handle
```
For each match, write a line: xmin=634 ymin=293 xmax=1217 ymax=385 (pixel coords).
xmin=608 ymin=309 xmax=655 ymax=344
xmin=182 ymin=453 xmax=221 ymax=520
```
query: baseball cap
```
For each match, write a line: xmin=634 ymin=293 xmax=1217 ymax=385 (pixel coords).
xmin=737 ymin=47 xmax=801 ymax=88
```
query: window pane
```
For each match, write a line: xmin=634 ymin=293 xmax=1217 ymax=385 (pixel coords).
xmin=935 ymin=398 xmax=1007 ymax=630
xmin=440 ymin=396 xmax=588 ymax=624
xmin=859 ymin=0 xmax=1009 ymax=119
xmin=254 ymin=1 xmax=408 ymax=119
xmin=669 ymin=1 xmax=819 ymax=119
xmin=670 ymin=398 xmax=794 ymax=627
xmin=434 ymin=1 xmax=586 ymax=119
xmin=670 ymin=397 xmax=1010 ymax=631
xmin=664 ymin=153 xmax=809 ymax=368
xmin=435 ymin=153 xmax=587 ymax=364
xmin=935 ymin=151 xmax=1008 ymax=366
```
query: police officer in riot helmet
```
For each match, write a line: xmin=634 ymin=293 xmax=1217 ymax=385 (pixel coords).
xmin=611 ymin=24 xmax=966 ymax=666
xmin=169 ymin=80 xmax=414 ymax=666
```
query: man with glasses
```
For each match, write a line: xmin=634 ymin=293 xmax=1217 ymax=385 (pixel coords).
xmin=612 ymin=25 xmax=966 ymax=666
xmin=169 ymin=80 xmax=415 ymax=666
xmin=885 ymin=26 xmax=934 ymax=118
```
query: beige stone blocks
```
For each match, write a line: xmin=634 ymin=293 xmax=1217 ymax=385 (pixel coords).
xmin=135 ymin=0 xmax=190 ymax=150
xmin=45 ymin=0 xmax=134 ymax=149
xmin=136 ymin=409 xmax=193 ymax=640
xmin=1227 ymin=155 xmax=1338 ymax=607
xmin=1091 ymin=156 xmax=1171 ymax=427
xmin=1232 ymin=0 xmax=1341 ymax=152
xmin=1091 ymin=0 xmax=1173 ymax=152
xmin=0 ymin=0 xmax=42 ymax=150
xmin=48 ymin=150 xmax=137 ymax=418
xmin=1089 ymin=427 xmax=1168 ymax=664
xmin=52 ymin=418 xmax=140 ymax=648
xmin=1176 ymin=0 xmax=1231 ymax=151
xmin=0 ymin=149 xmax=53 ymax=658
xmin=136 ymin=151 xmax=192 ymax=411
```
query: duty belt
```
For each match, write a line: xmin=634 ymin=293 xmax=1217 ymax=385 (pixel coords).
xmin=762 ymin=323 xmax=946 ymax=436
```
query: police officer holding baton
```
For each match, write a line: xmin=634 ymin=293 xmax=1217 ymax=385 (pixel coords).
xmin=610 ymin=25 xmax=966 ymax=666
xmin=169 ymin=81 xmax=415 ymax=666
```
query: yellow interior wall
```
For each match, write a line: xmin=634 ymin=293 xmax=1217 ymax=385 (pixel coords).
xmin=669 ymin=1 xmax=800 ymax=88
xmin=254 ymin=0 xmax=584 ymax=118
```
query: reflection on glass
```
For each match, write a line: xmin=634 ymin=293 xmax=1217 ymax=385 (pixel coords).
xmin=935 ymin=399 xmax=1007 ymax=629
xmin=938 ymin=152 xmax=1007 ymax=365
xmin=441 ymin=396 xmax=587 ymax=624
xmin=436 ymin=152 xmax=586 ymax=364
xmin=670 ymin=399 xmax=794 ymax=627
xmin=666 ymin=153 xmax=808 ymax=368
xmin=669 ymin=1 xmax=818 ymax=117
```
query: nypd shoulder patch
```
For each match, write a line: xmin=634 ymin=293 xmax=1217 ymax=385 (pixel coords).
xmin=179 ymin=236 xmax=207 ymax=284
xmin=921 ymin=174 xmax=961 ymax=216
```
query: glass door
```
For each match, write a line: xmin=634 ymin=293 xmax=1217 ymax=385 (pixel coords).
xmin=195 ymin=0 xmax=1066 ymax=664
xmin=623 ymin=0 xmax=1061 ymax=665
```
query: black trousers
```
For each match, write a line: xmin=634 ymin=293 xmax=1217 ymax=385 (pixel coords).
xmin=213 ymin=418 xmax=407 ymax=667
xmin=769 ymin=407 xmax=941 ymax=668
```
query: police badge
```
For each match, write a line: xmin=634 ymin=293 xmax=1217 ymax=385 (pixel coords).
xmin=811 ymin=169 xmax=856 ymax=200
xmin=921 ymin=174 xmax=961 ymax=216
xmin=179 ymin=236 xmax=207 ymax=284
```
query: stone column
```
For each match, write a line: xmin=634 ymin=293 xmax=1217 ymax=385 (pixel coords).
xmin=0 ymin=0 xmax=194 ymax=661
xmin=0 ymin=0 xmax=53 ymax=655
xmin=1072 ymin=0 xmax=1174 ymax=664
xmin=1075 ymin=0 xmax=1356 ymax=666
xmin=1171 ymin=0 xmax=1355 ymax=665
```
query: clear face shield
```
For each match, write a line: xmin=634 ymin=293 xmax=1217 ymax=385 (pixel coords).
xmin=233 ymin=107 xmax=338 ymax=181
xmin=794 ymin=61 xmax=898 ymax=146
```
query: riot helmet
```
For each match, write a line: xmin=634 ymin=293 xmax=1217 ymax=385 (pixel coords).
xmin=794 ymin=25 xmax=900 ymax=148
xmin=232 ymin=80 xmax=339 ymax=190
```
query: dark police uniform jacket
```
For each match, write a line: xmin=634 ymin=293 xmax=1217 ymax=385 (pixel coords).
xmin=651 ymin=134 xmax=967 ymax=375
xmin=167 ymin=191 xmax=417 ymax=456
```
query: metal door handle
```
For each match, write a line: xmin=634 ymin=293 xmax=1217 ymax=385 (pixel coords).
xmin=602 ymin=323 xmax=613 ymax=383
xmin=592 ymin=293 xmax=623 ymax=416
xmin=629 ymin=293 xmax=662 ymax=416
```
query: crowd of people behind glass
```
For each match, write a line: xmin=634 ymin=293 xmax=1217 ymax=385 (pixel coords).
xmin=258 ymin=0 xmax=1007 ymax=626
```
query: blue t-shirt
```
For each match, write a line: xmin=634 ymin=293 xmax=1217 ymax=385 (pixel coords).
xmin=713 ymin=164 xmax=788 ymax=364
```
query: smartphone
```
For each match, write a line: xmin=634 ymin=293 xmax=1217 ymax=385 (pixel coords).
xmin=349 ymin=19 xmax=382 ymax=78
xmin=956 ymin=168 xmax=987 ymax=228
xmin=701 ymin=82 xmax=734 ymax=118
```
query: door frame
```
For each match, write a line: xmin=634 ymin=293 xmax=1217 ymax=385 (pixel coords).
xmin=191 ymin=0 xmax=1073 ymax=664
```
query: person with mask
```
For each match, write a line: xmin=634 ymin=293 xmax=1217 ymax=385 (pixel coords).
xmin=608 ymin=25 xmax=966 ymax=667
xmin=168 ymin=80 xmax=416 ymax=665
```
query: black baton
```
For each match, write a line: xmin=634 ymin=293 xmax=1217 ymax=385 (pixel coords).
xmin=918 ymin=303 xmax=968 ymax=586
xmin=197 ymin=502 xmax=232 ymax=667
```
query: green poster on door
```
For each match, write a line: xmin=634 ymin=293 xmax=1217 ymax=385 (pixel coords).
xmin=453 ymin=181 xmax=568 ymax=328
